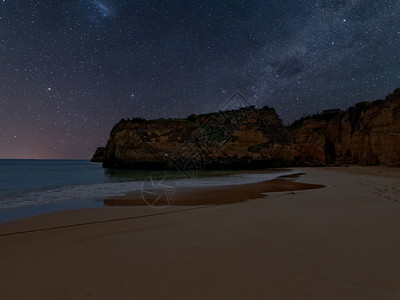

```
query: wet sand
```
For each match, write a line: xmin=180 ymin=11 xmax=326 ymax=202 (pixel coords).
xmin=1 ymin=166 xmax=400 ymax=299
xmin=104 ymin=173 xmax=324 ymax=207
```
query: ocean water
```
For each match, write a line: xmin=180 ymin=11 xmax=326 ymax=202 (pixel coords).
xmin=0 ymin=159 xmax=297 ymax=223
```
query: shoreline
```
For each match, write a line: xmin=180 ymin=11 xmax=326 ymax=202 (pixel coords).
xmin=0 ymin=170 xmax=320 ymax=233
xmin=1 ymin=166 xmax=400 ymax=299
xmin=104 ymin=172 xmax=325 ymax=207
xmin=0 ymin=168 xmax=303 ymax=224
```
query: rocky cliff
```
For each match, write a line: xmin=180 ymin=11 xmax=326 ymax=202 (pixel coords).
xmin=94 ymin=106 xmax=295 ymax=169
xmin=92 ymin=89 xmax=400 ymax=168
xmin=290 ymin=88 xmax=400 ymax=167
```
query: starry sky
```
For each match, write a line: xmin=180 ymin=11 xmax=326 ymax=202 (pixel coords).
xmin=1 ymin=0 xmax=400 ymax=159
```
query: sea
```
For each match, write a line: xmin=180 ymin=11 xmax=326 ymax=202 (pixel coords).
xmin=0 ymin=159 xmax=297 ymax=223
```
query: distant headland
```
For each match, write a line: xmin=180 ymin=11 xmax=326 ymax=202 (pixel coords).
xmin=92 ymin=88 xmax=400 ymax=169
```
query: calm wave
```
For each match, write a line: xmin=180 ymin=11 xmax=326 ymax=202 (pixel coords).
xmin=0 ymin=159 xmax=296 ymax=222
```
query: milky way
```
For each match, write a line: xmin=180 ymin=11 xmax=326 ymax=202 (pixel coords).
xmin=0 ymin=0 xmax=399 ymax=158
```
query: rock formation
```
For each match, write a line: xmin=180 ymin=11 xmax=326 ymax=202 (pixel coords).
xmin=91 ymin=147 xmax=106 ymax=162
xmin=92 ymin=88 xmax=400 ymax=168
xmin=289 ymin=88 xmax=400 ymax=167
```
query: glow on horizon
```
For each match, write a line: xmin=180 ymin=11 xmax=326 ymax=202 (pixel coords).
xmin=0 ymin=149 xmax=90 ymax=160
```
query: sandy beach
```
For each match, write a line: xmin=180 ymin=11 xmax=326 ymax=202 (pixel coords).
xmin=1 ymin=166 xmax=400 ymax=299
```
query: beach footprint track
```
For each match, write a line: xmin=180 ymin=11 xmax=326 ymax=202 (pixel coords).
xmin=356 ymin=178 xmax=400 ymax=203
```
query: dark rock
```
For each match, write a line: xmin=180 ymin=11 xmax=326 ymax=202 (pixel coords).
xmin=92 ymin=88 xmax=400 ymax=169
xmin=90 ymin=147 xmax=106 ymax=162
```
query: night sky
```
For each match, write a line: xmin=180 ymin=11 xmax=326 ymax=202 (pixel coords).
xmin=1 ymin=0 xmax=399 ymax=159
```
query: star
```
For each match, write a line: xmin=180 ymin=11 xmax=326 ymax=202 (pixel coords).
xmin=1 ymin=0 xmax=399 ymax=159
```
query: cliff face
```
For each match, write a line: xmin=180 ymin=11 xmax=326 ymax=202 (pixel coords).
xmin=338 ymin=94 xmax=400 ymax=166
xmin=92 ymin=89 xmax=400 ymax=168
xmin=91 ymin=147 xmax=106 ymax=162
xmin=98 ymin=107 xmax=296 ymax=169
xmin=290 ymin=88 xmax=400 ymax=167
